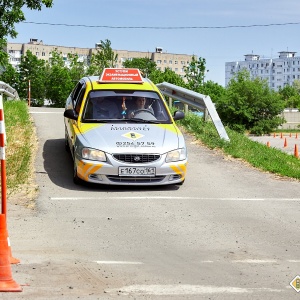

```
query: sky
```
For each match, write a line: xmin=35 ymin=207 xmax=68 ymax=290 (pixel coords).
xmin=9 ymin=0 xmax=300 ymax=86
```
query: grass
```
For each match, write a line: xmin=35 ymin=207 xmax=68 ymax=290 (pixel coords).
xmin=3 ymin=100 xmax=37 ymax=201
xmin=178 ymin=112 xmax=300 ymax=180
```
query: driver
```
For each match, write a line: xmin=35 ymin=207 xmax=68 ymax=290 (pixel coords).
xmin=129 ymin=97 xmax=154 ymax=118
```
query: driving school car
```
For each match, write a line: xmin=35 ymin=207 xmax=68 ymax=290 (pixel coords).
xmin=64 ymin=68 xmax=187 ymax=186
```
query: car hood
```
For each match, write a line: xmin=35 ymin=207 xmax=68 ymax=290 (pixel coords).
xmin=78 ymin=123 xmax=180 ymax=154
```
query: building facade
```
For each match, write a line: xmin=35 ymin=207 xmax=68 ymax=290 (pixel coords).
xmin=5 ymin=39 xmax=195 ymax=78
xmin=225 ymin=51 xmax=300 ymax=91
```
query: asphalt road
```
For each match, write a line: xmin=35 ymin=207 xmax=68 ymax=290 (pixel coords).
xmin=2 ymin=107 xmax=300 ymax=299
xmin=249 ymin=133 xmax=300 ymax=156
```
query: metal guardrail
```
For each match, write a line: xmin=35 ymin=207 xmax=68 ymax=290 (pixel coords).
xmin=157 ymin=82 xmax=230 ymax=141
xmin=0 ymin=81 xmax=19 ymax=99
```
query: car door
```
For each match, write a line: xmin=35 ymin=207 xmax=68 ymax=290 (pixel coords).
xmin=65 ymin=80 xmax=86 ymax=153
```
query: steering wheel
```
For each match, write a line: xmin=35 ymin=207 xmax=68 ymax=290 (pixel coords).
xmin=133 ymin=109 xmax=155 ymax=117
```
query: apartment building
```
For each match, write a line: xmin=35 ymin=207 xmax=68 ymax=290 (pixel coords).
xmin=5 ymin=39 xmax=194 ymax=78
xmin=225 ymin=51 xmax=300 ymax=91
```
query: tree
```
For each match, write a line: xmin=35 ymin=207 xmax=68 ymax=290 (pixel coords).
xmin=215 ymin=69 xmax=285 ymax=134
xmin=0 ymin=1 xmax=53 ymax=66
xmin=200 ymin=80 xmax=225 ymax=103
xmin=278 ymin=84 xmax=300 ymax=109
xmin=45 ymin=50 xmax=74 ymax=107
xmin=184 ymin=56 xmax=206 ymax=92
xmin=149 ymin=68 xmax=185 ymax=86
xmin=87 ymin=39 xmax=118 ymax=75
xmin=18 ymin=50 xmax=47 ymax=105
xmin=123 ymin=57 xmax=157 ymax=77
xmin=67 ymin=53 xmax=86 ymax=82
xmin=0 ymin=64 xmax=19 ymax=91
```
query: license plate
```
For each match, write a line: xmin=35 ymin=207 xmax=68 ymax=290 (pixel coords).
xmin=119 ymin=167 xmax=156 ymax=176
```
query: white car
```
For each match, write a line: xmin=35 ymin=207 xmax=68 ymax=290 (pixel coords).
xmin=64 ymin=68 xmax=187 ymax=186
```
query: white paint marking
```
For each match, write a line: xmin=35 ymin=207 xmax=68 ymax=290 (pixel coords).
xmin=106 ymin=284 xmax=283 ymax=295
xmin=287 ymin=260 xmax=300 ymax=263
xmin=30 ymin=111 xmax=62 ymax=114
xmin=232 ymin=259 xmax=277 ymax=264
xmin=50 ymin=196 xmax=300 ymax=201
xmin=95 ymin=261 xmax=143 ymax=265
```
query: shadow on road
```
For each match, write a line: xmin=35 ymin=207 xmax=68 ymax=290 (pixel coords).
xmin=43 ymin=138 xmax=180 ymax=192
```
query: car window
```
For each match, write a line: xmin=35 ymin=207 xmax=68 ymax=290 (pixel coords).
xmin=74 ymin=87 xmax=86 ymax=114
xmin=82 ymin=90 xmax=171 ymax=123
xmin=71 ymin=82 xmax=83 ymax=104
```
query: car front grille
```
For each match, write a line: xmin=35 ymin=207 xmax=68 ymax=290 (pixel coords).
xmin=113 ymin=154 xmax=160 ymax=163
xmin=106 ymin=175 xmax=166 ymax=183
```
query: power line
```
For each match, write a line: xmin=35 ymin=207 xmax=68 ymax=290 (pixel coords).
xmin=22 ymin=21 xmax=300 ymax=30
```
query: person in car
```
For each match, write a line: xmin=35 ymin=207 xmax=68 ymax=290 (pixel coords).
xmin=92 ymin=97 xmax=119 ymax=119
xmin=129 ymin=97 xmax=154 ymax=118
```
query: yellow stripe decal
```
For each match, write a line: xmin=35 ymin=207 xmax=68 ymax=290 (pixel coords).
xmin=77 ymin=161 xmax=103 ymax=180
xmin=170 ymin=163 xmax=187 ymax=175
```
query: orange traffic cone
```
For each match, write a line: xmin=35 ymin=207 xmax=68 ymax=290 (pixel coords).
xmin=296 ymin=133 xmax=298 ymax=139
xmin=284 ymin=138 xmax=288 ymax=148
xmin=294 ymin=144 xmax=299 ymax=158
xmin=289 ymin=133 xmax=292 ymax=137
xmin=267 ymin=141 xmax=270 ymax=147
xmin=280 ymin=132 xmax=283 ymax=139
xmin=7 ymin=235 xmax=20 ymax=264
xmin=0 ymin=214 xmax=22 ymax=292
xmin=273 ymin=133 xmax=276 ymax=138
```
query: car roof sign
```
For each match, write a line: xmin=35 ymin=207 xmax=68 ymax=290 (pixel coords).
xmin=98 ymin=68 xmax=144 ymax=83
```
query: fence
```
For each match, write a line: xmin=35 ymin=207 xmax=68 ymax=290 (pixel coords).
xmin=280 ymin=110 xmax=300 ymax=130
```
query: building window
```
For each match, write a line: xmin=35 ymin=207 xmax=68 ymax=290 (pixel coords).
xmin=42 ymin=52 xmax=45 ymax=56
xmin=157 ymin=60 xmax=161 ymax=64
xmin=169 ymin=60 xmax=172 ymax=64
xmin=36 ymin=52 xmax=39 ymax=56
xmin=175 ymin=61 xmax=178 ymax=64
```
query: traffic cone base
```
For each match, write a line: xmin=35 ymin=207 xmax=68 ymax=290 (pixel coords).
xmin=0 ymin=279 xmax=22 ymax=292
xmin=0 ymin=214 xmax=22 ymax=292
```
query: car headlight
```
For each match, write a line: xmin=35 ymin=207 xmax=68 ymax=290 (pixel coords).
xmin=166 ymin=148 xmax=187 ymax=162
xmin=82 ymin=148 xmax=106 ymax=161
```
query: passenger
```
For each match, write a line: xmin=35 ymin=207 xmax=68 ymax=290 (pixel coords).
xmin=129 ymin=97 xmax=154 ymax=118
xmin=91 ymin=97 xmax=119 ymax=119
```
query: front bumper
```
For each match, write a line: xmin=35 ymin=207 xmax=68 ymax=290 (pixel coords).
xmin=75 ymin=153 xmax=187 ymax=186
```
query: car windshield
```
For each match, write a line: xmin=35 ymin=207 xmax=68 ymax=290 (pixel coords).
xmin=81 ymin=90 xmax=171 ymax=123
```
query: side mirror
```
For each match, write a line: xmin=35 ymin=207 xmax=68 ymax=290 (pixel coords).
xmin=64 ymin=109 xmax=78 ymax=120
xmin=173 ymin=110 xmax=185 ymax=121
